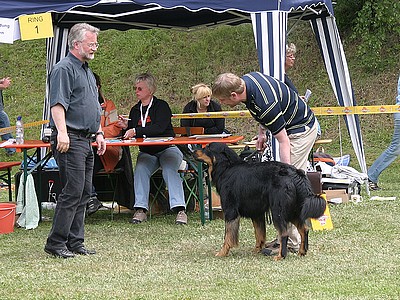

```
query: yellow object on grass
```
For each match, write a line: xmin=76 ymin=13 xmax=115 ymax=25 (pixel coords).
xmin=311 ymin=194 xmax=333 ymax=231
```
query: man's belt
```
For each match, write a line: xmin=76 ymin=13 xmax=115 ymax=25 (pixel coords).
xmin=67 ymin=128 xmax=93 ymax=139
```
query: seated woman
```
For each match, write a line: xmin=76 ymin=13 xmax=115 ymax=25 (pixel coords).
xmin=122 ymin=72 xmax=187 ymax=225
xmin=86 ymin=73 xmax=134 ymax=215
xmin=180 ymin=83 xmax=227 ymax=134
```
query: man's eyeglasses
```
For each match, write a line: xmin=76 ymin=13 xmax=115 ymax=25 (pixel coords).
xmin=78 ymin=41 xmax=99 ymax=49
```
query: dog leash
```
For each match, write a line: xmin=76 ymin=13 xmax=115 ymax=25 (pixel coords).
xmin=243 ymin=150 xmax=262 ymax=163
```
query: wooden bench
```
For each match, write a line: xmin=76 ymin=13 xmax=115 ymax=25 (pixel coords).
xmin=173 ymin=126 xmax=204 ymax=136
xmin=0 ymin=161 xmax=21 ymax=202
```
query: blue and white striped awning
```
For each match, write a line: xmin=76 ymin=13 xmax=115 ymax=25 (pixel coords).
xmin=0 ymin=0 xmax=367 ymax=173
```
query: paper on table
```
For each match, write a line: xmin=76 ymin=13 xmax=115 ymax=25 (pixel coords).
xmin=105 ymin=138 xmax=135 ymax=143
xmin=143 ymin=137 xmax=174 ymax=142
xmin=189 ymin=133 xmax=232 ymax=139
xmin=0 ymin=139 xmax=16 ymax=147
xmin=304 ymin=89 xmax=312 ymax=102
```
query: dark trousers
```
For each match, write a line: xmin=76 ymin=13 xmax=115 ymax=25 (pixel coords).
xmin=45 ymin=133 xmax=94 ymax=250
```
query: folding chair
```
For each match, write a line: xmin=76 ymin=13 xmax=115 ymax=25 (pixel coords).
xmin=94 ymin=168 xmax=124 ymax=220
xmin=93 ymin=146 xmax=134 ymax=220
xmin=149 ymin=169 xmax=169 ymax=218
xmin=173 ymin=126 xmax=204 ymax=137
xmin=0 ymin=161 xmax=21 ymax=202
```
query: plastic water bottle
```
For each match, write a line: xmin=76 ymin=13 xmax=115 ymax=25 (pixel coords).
xmin=204 ymin=200 xmax=209 ymax=220
xmin=15 ymin=116 xmax=24 ymax=144
xmin=41 ymin=202 xmax=57 ymax=210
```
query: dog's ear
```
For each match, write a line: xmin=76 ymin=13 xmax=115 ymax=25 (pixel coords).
xmin=220 ymin=144 xmax=242 ymax=163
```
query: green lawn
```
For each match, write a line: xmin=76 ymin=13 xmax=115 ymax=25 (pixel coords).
xmin=0 ymin=166 xmax=399 ymax=299
xmin=1 ymin=20 xmax=399 ymax=300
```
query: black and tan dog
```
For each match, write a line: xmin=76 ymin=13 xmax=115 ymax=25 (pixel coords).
xmin=194 ymin=142 xmax=326 ymax=260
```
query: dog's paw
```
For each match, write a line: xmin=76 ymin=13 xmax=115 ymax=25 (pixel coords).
xmin=298 ymin=250 xmax=307 ymax=256
xmin=254 ymin=246 xmax=264 ymax=253
xmin=215 ymin=250 xmax=228 ymax=257
xmin=273 ymin=255 xmax=285 ymax=261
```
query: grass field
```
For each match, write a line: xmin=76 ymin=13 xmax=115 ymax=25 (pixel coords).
xmin=0 ymin=163 xmax=399 ymax=300
xmin=1 ymin=18 xmax=400 ymax=300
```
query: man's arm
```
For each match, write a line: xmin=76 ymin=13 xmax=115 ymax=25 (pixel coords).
xmin=51 ymin=104 xmax=70 ymax=153
xmin=256 ymin=124 xmax=267 ymax=151
xmin=274 ymin=129 xmax=291 ymax=165
xmin=95 ymin=125 xmax=106 ymax=155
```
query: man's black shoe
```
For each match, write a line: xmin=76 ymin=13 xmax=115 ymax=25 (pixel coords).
xmin=368 ymin=179 xmax=381 ymax=191
xmin=44 ymin=247 xmax=75 ymax=258
xmin=86 ymin=196 xmax=103 ymax=216
xmin=71 ymin=247 xmax=96 ymax=255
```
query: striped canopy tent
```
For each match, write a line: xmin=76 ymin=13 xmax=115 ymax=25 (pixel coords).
xmin=0 ymin=0 xmax=367 ymax=173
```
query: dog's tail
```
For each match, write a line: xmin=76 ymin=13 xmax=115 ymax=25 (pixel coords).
xmin=292 ymin=169 xmax=326 ymax=222
xmin=300 ymin=195 xmax=326 ymax=222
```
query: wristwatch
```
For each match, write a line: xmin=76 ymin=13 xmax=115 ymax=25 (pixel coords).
xmin=95 ymin=131 xmax=104 ymax=137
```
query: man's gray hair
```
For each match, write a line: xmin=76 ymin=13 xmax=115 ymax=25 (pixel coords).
xmin=68 ymin=23 xmax=100 ymax=50
xmin=286 ymin=43 xmax=296 ymax=55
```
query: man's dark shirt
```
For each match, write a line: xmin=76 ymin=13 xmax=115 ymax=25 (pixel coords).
xmin=243 ymin=72 xmax=315 ymax=135
xmin=49 ymin=52 xmax=101 ymax=133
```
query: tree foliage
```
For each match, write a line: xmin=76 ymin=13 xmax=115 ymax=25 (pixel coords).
xmin=335 ymin=0 xmax=400 ymax=72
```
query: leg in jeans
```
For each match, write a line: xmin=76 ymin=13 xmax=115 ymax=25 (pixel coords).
xmin=0 ymin=110 xmax=16 ymax=154
xmin=368 ymin=115 xmax=400 ymax=183
xmin=133 ymin=151 xmax=160 ymax=211
xmin=68 ymin=144 xmax=93 ymax=250
xmin=158 ymin=146 xmax=185 ymax=210
xmin=46 ymin=134 xmax=93 ymax=250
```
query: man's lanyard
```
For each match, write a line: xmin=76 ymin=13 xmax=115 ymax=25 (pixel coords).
xmin=140 ymin=97 xmax=153 ymax=127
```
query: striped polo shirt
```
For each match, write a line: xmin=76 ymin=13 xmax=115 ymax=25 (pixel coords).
xmin=243 ymin=72 xmax=315 ymax=135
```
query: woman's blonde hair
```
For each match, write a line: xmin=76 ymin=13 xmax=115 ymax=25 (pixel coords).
xmin=191 ymin=83 xmax=212 ymax=101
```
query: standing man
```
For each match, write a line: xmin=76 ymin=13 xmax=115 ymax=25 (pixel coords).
xmin=212 ymin=72 xmax=318 ymax=256
xmin=44 ymin=23 xmax=106 ymax=258
xmin=0 ymin=76 xmax=16 ymax=155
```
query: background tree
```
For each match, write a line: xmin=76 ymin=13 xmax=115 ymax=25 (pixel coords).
xmin=335 ymin=0 xmax=400 ymax=72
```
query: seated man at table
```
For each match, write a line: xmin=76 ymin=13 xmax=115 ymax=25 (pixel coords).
xmin=122 ymin=72 xmax=187 ymax=225
xmin=87 ymin=72 xmax=134 ymax=215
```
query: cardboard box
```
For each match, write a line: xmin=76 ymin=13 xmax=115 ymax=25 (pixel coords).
xmin=323 ymin=189 xmax=349 ymax=204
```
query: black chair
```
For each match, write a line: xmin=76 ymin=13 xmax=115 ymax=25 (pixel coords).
xmin=93 ymin=146 xmax=134 ymax=219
